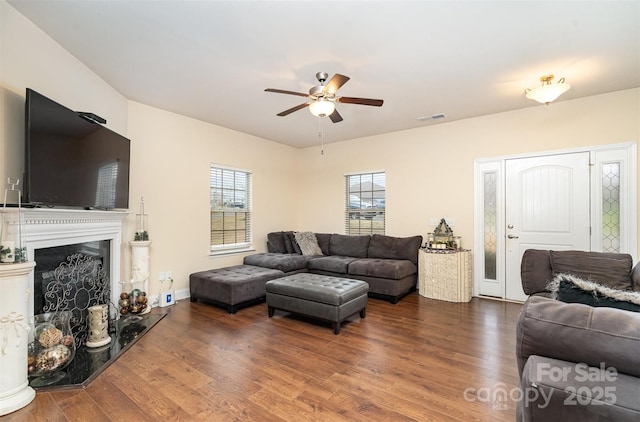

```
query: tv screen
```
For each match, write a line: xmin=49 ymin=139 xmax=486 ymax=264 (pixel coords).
xmin=25 ymin=88 xmax=130 ymax=209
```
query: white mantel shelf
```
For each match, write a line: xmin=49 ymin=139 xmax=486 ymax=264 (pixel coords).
xmin=21 ymin=208 xmax=128 ymax=238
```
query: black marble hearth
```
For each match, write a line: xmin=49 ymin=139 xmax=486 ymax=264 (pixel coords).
xmin=29 ymin=313 xmax=165 ymax=391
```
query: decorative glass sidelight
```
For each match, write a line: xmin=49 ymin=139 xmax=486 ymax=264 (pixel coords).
xmin=601 ymin=162 xmax=621 ymax=253
xmin=483 ymin=171 xmax=497 ymax=280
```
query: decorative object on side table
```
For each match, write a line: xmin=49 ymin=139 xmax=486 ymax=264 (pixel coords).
xmin=425 ymin=218 xmax=461 ymax=251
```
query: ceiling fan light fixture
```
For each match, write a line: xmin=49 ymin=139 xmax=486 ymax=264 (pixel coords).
xmin=309 ymin=98 xmax=335 ymax=117
xmin=525 ymin=74 xmax=570 ymax=105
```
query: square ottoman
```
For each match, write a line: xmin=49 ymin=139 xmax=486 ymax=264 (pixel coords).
xmin=189 ymin=265 xmax=285 ymax=313
xmin=265 ymin=273 xmax=368 ymax=334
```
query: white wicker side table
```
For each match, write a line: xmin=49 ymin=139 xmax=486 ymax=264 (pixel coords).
xmin=418 ymin=249 xmax=472 ymax=302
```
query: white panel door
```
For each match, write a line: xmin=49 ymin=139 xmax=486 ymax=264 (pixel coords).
xmin=505 ymin=153 xmax=591 ymax=301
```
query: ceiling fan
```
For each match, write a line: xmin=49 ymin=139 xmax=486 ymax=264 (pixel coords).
xmin=265 ymin=72 xmax=384 ymax=123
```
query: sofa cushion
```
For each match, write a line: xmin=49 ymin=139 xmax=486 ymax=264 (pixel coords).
xmin=516 ymin=295 xmax=640 ymax=378
xmin=519 ymin=355 xmax=640 ymax=421
xmin=548 ymin=273 xmax=640 ymax=312
xmin=348 ymin=258 xmax=417 ymax=280
xmin=550 ymin=250 xmax=633 ymax=291
xmin=329 ymin=234 xmax=370 ymax=258
xmin=267 ymin=232 xmax=287 ymax=254
xmin=367 ymin=234 xmax=423 ymax=265
xmin=307 ymin=255 xmax=359 ymax=274
xmin=632 ymin=261 xmax=640 ymax=292
xmin=520 ymin=249 xmax=553 ymax=295
xmin=243 ymin=253 xmax=308 ymax=273
xmin=294 ymin=231 xmax=323 ymax=256
xmin=314 ymin=233 xmax=332 ymax=256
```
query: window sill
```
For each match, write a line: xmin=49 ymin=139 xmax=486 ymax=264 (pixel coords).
xmin=209 ymin=248 xmax=255 ymax=258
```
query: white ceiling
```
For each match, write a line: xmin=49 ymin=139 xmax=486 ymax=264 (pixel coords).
xmin=8 ymin=1 xmax=640 ymax=148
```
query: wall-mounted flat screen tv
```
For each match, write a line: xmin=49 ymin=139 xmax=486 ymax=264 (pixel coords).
xmin=24 ymin=88 xmax=130 ymax=209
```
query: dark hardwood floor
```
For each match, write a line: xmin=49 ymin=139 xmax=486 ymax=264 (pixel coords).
xmin=6 ymin=293 xmax=523 ymax=421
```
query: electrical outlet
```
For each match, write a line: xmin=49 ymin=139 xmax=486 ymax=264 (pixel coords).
xmin=166 ymin=271 xmax=172 ymax=280
xmin=159 ymin=271 xmax=166 ymax=281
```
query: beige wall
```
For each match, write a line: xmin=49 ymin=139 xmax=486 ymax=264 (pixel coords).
xmin=2 ymin=0 xmax=639 ymax=300
xmin=125 ymin=102 xmax=300 ymax=295
xmin=0 ymin=1 xmax=128 ymax=186
xmin=297 ymin=88 xmax=640 ymax=259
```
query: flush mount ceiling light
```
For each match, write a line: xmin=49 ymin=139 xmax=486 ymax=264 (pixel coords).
xmin=525 ymin=74 xmax=570 ymax=105
xmin=308 ymin=97 xmax=336 ymax=117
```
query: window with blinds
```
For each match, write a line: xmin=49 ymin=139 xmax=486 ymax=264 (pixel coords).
xmin=210 ymin=165 xmax=252 ymax=254
xmin=345 ymin=171 xmax=385 ymax=235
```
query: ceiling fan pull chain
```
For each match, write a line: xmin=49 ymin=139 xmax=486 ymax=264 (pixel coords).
xmin=318 ymin=116 xmax=324 ymax=155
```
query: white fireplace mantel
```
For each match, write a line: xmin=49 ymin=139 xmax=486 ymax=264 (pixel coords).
xmin=12 ymin=208 xmax=128 ymax=320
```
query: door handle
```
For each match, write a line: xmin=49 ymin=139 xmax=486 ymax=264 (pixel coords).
xmin=507 ymin=235 xmax=519 ymax=239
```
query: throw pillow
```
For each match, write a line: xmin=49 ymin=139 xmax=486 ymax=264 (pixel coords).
xmin=294 ymin=232 xmax=323 ymax=256
xmin=267 ymin=232 xmax=287 ymax=253
xmin=283 ymin=231 xmax=302 ymax=254
xmin=547 ymin=273 xmax=640 ymax=313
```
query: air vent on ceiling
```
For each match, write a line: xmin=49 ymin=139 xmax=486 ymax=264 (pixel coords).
xmin=417 ymin=113 xmax=446 ymax=122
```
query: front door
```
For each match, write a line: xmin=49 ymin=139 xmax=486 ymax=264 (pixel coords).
xmin=504 ymin=152 xmax=591 ymax=301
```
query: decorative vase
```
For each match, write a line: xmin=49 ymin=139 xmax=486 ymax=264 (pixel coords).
xmin=28 ymin=311 xmax=76 ymax=387
xmin=85 ymin=304 xmax=111 ymax=348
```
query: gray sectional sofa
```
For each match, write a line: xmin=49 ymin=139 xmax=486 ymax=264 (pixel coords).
xmin=516 ymin=249 xmax=640 ymax=421
xmin=243 ymin=231 xmax=423 ymax=303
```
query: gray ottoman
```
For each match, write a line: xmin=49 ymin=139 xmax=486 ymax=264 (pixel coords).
xmin=265 ymin=273 xmax=369 ymax=334
xmin=189 ymin=265 xmax=284 ymax=313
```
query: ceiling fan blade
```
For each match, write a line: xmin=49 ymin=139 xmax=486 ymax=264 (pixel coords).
xmin=323 ymin=74 xmax=350 ymax=95
xmin=265 ymin=88 xmax=309 ymax=98
xmin=329 ymin=109 xmax=343 ymax=123
xmin=276 ymin=102 xmax=310 ymax=116
xmin=338 ymin=97 xmax=384 ymax=107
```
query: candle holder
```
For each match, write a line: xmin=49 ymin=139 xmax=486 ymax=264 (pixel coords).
xmin=1 ymin=178 xmax=27 ymax=264
xmin=134 ymin=196 xmax=149 ymax=241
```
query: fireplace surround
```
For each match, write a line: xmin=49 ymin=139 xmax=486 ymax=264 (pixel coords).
xmin=21 ymin=208 xmax=128 ymax=323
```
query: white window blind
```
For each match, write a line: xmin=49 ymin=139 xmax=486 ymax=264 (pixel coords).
xmin=210 ymin=165 xmax=252 ymax=254
xmin=345 ymin=171 xmax=385 ymax=235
